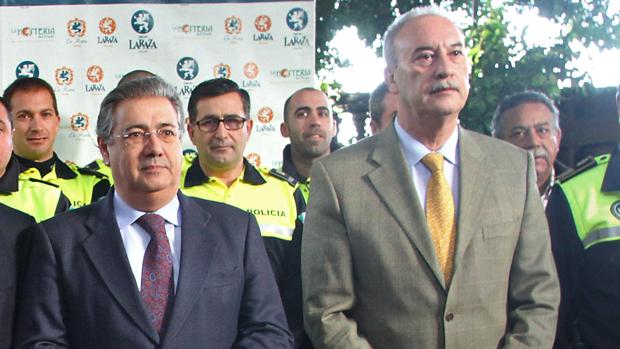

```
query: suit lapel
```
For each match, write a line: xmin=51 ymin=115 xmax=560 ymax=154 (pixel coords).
xmin=366 ymin=127 xmax=445 ymax=286
xmin=162 ymin=193 xmax=217 ymax=344
xmin=82 ymin=193 xmax=159 ymax=343
xmin=453 ymin=129 xmax=489 ymax=276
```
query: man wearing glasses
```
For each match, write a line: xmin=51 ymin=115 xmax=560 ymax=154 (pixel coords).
xmin=183 ymin=78 xmax=307 ymax=348
xmin=14 ymin=77 xmax=292 ymax=348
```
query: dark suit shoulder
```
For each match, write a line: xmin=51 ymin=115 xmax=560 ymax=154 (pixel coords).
xmin=0 ymin=203 xmax=35 ymax=232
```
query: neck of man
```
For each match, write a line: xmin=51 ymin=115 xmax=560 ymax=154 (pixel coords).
xmin=398 ymin=111 xmax=458 ymax=151
xmin=199 ymin=156 xmax=244 ymax=188
xmin=290 ymin=147 xmax=320 ymax=180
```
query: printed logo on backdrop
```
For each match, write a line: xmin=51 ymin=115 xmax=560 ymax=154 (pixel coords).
xmin=284 ymin=8 xmax=311 ymax=48
xmin=242 ymin=62 xmax=261 ymax=89
xmin=213 ymin=63 xmax=232 ymax=79
xmin=15 ymin=61 xmax=39 ymax=78
xmin=98 ymin=17 xmax=119 ymax=46
xmin=177 ymin=57 xmax=199 ymax=81
xmin=54 ymin=67 xmax=76 ymax=94
xmin=66 ymin=18 xmax=87 ymax=46
xmin=69 ymin=113 xmax=91 ymax=141
xmin=253 ymin=15 xmax=273 ymax=43
xmin=224 ymin=16 xmax=243 ymax=43
xmin=11 ymin=26 xmax=55 ymax=40
xmin=173 ymin=23 xmax=213 ymax=37
xmin=255 ymin=107 xmax=276 ymax=133
xmin=129 ymin=10 xmax=158 ymax=51
xmin=246 ymin=153 xmax=262 ymax=168
xmin=270 ymin=67 xmax=312 ymax=82
xmin=85 ymin=65 xmax=106 ymax=94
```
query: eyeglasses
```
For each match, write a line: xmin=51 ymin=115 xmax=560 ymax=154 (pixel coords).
xmin=194 ymin=116 xmax=247 ymax=132
xmin=110 ymin=127 xmax=180 ymax=146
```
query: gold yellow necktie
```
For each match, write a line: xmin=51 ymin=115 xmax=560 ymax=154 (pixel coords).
xmin=422 ymin=152 xmax=456 ymax=285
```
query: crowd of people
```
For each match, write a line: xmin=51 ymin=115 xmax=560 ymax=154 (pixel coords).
xmin=0 ymin=5 xmax=617 ymax=349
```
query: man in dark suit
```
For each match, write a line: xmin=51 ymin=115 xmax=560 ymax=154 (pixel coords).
xmin=0 ymin=203 xmax=34 ymax=349
xmin=301 ymin=6 xmax=560 ymax=349
xmin=14 ymin=77 xmax=292 ymax=348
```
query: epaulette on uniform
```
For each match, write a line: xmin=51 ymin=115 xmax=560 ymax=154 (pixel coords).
xmin=268 ymin=168 xmax=298 ymax=187
xmin=556 ymin=156 xmax=599 ymax=184
xmin=28 ymin=177 xmax=60 ymax=188
xmin=76 ymin=166 xmax=108 ymax=179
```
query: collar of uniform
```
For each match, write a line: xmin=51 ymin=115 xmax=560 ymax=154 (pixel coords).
xmin=184 ymin=156 xmax=266 ymax=188
xmin=52 ymin=153 xmax=78 ymax=179
xmin=0 ymin=156 xmax=21 ymax=193
xmin=602 ymin=144 xmax=620 ymax=192
xmin=281 ymin=144 xmax=307 ymax=183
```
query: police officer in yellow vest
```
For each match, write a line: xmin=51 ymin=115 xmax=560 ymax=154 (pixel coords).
xmin=0 ymin=96 xmax=69 ymax=222
xmin=548 ymin=83 xmax=620 ymax=349
xmin=182 ymin=78 xmax=308 ymax=348
xmin=3 ymin=77 xmax=109 ymax=208
xmin=280 ymin=88 xmax=336 ymax=204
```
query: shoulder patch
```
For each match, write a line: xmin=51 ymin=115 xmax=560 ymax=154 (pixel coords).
xmin=557 ymin=156 xmax=598 ymax=183
xmin=269 ymin=168 xmax=298 ymax=187
xmin=77 ymin=166 xmax=108 ymax=179
xmin=28 ymin=177 xmax=60 ymax=188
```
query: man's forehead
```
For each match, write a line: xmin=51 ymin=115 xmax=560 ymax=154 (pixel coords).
xmin=396 ymin=15 xmax=464 ymax=48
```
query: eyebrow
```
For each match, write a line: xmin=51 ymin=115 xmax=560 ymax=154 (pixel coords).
xmin=413 ymin=42 xmax=464 ymax=54
xmin=510 ymin=121 xmax=551 ymax=130
xmin=294 ymin=106 xmax=330 ymax=113
xmin=200 ymin=114 xmax=245 ymax=120
xmin=123 ymin=121 xmax=177 ymax=131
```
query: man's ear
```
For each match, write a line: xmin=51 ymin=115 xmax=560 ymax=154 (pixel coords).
xmin=280 ymin=122 xmax=290 ymax=138
xmin=98 ymin=137 xmax=110 ymax=165
xmin=384 ymin=67 xmax=399 ymax=94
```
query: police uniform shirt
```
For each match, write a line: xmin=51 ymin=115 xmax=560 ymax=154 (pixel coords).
xmin=548 ymin=146 xmax=620 ymax=349
xmin=16 ymin=152 xmax=109 ymax=208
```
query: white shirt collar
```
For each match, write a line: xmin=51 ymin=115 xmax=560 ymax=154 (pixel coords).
xmin=113 ymin=191 xmax=181 ymax=229
xmin=394 ymin=119 xmax=459 ymax=167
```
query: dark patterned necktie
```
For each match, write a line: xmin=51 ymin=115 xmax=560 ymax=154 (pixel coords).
xmin=136 ymin=213 xmax=174 ymax=335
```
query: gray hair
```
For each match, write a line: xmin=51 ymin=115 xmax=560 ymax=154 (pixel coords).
xmin=383 ymin=5 xmax=462 ymax=70
xmin=97 ymin=77 xmax=184 ymax=140
xmin=369 ymin=82 xmax=390 ymax=125
xmin=491 ymin=90 xmax=560 ymax=138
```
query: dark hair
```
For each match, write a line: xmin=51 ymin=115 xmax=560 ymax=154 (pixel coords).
xmin=187 ymin=78 xmax=250 ymax=123
xmin=117 ymin=69 xmax=156 ymax=87
xmin=369 ymin=83 xmax=391 ymax=126
xmin=3 ymin=77 xmax=58 ymax=115
xmin=492 ymin=90 xmax=560 ymax=138
xmin=282 ymin=87 xmax=323 ymax=123
xmin=97 ymin=77 xmax=183 ymax=140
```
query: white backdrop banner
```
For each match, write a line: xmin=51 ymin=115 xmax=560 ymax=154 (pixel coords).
xmin=0 ymin=0 xmax=315 ymax=169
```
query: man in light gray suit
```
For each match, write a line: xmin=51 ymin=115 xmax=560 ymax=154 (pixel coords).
xmin=301 ymin=6 xmax=560 ymax=349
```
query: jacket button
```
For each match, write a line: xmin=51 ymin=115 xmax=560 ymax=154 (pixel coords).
xmin=445 ymin=312 xmax=454 ymax=321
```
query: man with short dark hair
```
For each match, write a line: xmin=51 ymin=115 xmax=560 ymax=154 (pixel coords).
xmin=492 ymin=90 xmax=566 ymax=205
xmin=14 ymin=77 xmax=292 ymax=348
xmin=302 ymin=6 xmax=559 ymax=348
xmin=0 ymin=96 xmax=69 ymax=221
xmin=368 ymin=82 xmax=398 ymax=134
xmin=3 ymin=77 xmax=109 ymax=208
xmin=182 ymin=77 xmax=305 ymax=348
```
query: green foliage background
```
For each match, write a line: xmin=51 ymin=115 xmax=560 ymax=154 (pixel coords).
xmin=316 ymin=0 xmax=620 ymax=134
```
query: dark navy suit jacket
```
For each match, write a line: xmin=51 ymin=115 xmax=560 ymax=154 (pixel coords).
xmin=0 ymin=204 xmax=34 ymax=349
xmin=14 ymin=191 xmax=292 ymax=348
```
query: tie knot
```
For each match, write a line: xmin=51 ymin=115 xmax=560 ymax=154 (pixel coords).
xmin=136 ymin=213 xmax=166 ymax=239
xmin=422 ymin=152 xmax=444 ymax=173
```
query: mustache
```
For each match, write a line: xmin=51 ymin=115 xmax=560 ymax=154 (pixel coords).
xmin=529 ymin=148 xmax=549 ymax=161
xmin=139 ymin=158 xmax=170 ymax=169
xmin=430 ymin=81 xmax=459 ymax=93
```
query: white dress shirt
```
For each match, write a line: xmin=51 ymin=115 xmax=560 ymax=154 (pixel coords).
xmin=394 ymin=120 xmax=460 ymax=214
xmin=113 ymin=192 xmax=182 ymax=291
